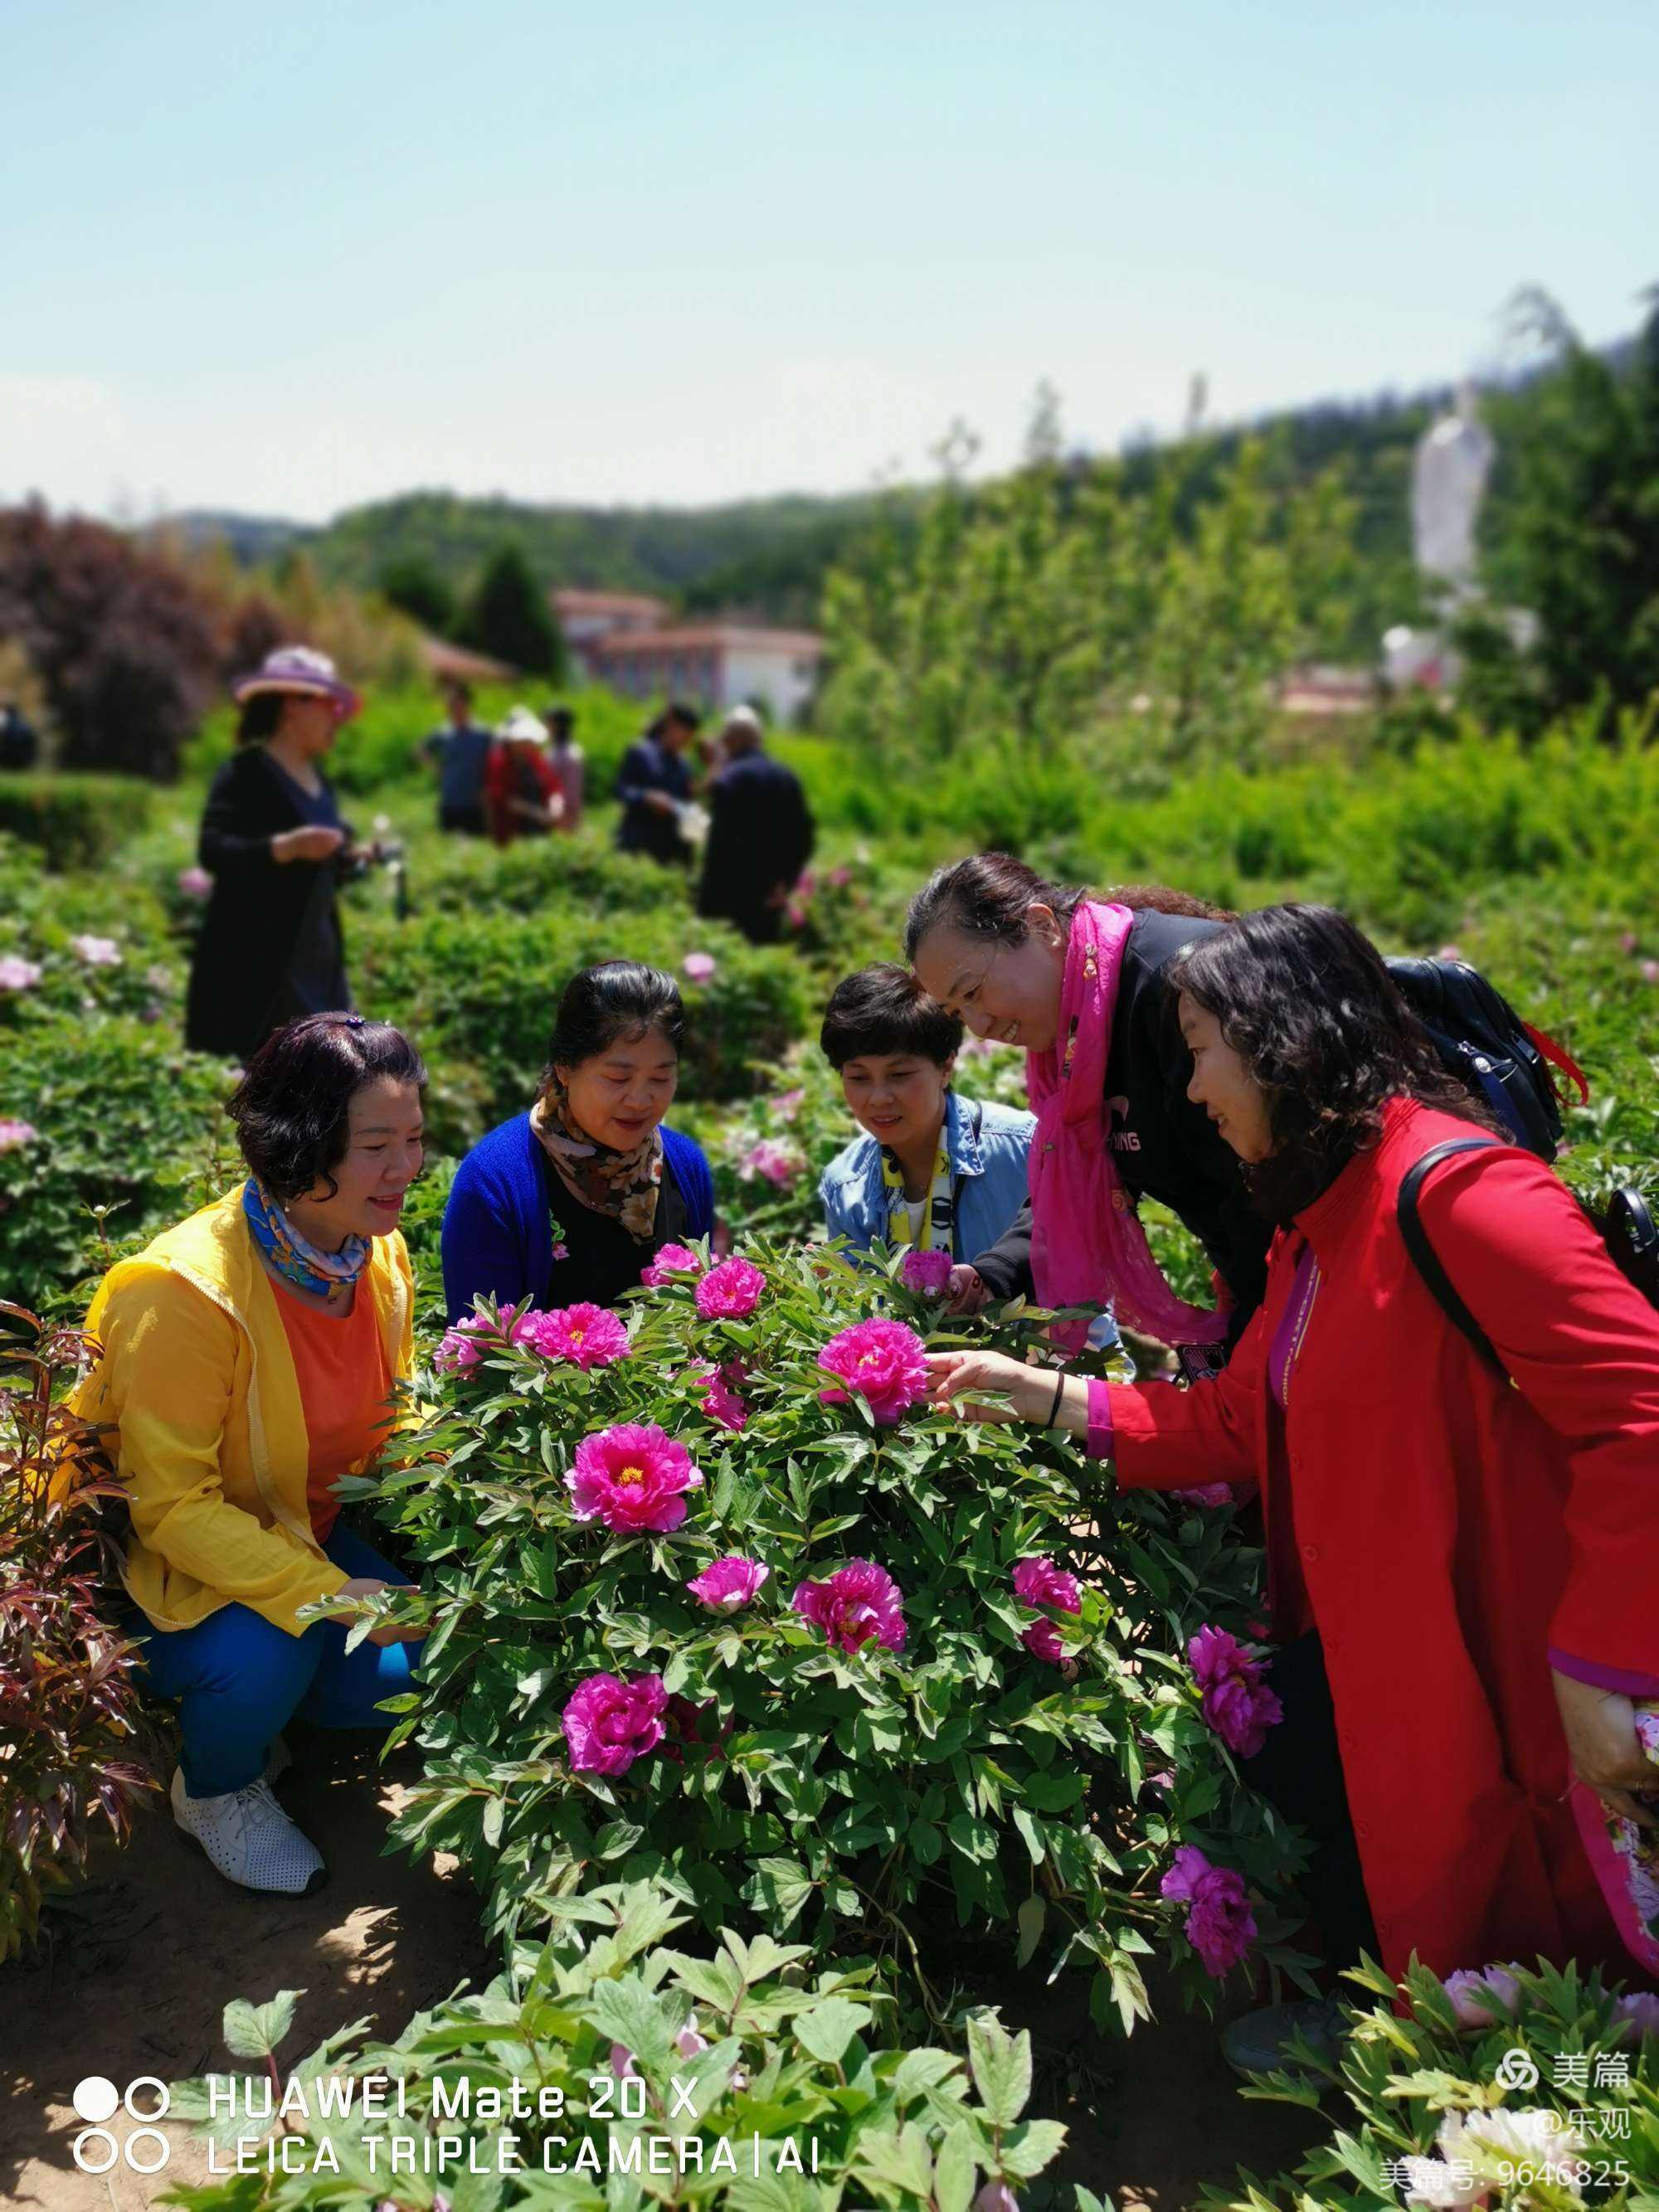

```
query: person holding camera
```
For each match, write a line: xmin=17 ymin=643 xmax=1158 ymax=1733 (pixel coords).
xmin=186 ymin=647 xmax=387 ymax=1062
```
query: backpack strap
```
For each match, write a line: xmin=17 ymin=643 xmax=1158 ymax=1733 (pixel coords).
xmin=1520 ymin=1021 xmax=1590 ymax=1110
xmin=1395 ymin=1138 xmax=1506 ymax=1375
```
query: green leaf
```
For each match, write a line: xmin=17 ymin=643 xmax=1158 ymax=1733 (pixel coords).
xmin=967 ymin=2015 xmax=1032 ymax=2127
xmin=933 ymin=2124 xmax=979 ymax=2212
xmin=794 ymin=1995 xmax=873 ymax=2066
xmin=1015 ymin=1894 xmax=1047 ymax=1969
xmin=1000 ymin=2118 xmax=1069 ymax=2178
xmin=221 ymin=1990 xmax=304 ymax=2061
xmin=893 ymin=2048 xmax=962 ymax=2102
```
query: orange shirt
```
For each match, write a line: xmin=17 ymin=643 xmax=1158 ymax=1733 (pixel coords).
xmin=272 ymin=1276 xmax=394 ymax=1541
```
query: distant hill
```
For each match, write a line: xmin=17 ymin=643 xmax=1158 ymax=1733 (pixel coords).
xmin=167 ymin=333 xmax=1636 ymax=650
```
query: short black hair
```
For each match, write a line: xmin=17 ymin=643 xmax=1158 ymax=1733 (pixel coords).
xmin=545 ymin=961 xmax=687 ymax=1078
xmin=236 ymin=693 xmax=286 ymax=746
xmin=545 ymin=705 xmax=575 ymax=737
xmin=820 ymin=965 xmax=963 ymax=1070
xmin=228 ymin=1014 xmax=426 ymax=1202
xmin=654 ymin=700 xmax=703 ymax=737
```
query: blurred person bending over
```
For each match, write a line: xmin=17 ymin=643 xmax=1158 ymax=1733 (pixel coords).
xmin=484 ymin=703 xmax=564 ymax=845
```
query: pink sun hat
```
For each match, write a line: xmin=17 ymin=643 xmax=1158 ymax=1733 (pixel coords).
xmin=231 ymin=645 xmax=361 ymax=719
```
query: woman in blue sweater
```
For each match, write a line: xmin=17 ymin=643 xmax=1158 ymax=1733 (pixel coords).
xmin=442 ymin=963 xmax=714 ymax=1323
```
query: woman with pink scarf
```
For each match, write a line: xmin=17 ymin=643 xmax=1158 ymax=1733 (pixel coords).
xmin=907 ymin=853 xmax=1253 ymax=1358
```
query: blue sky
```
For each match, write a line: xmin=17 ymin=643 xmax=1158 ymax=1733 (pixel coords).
xmin=2 ymin=0 xmax=1652 ymax=520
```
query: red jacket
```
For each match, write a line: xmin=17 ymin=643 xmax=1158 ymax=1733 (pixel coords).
xmin=1108 ymin=1097 xmax=1659 ymax=1983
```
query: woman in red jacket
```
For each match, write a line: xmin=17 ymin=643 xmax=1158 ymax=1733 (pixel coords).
xmin=927 ymin=903 xmax=1659 ymax=2072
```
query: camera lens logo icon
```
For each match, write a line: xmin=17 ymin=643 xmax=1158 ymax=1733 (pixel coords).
xmin=1494 ymin=2046 xmax=1540 ymax=2092
xmin=71 ymin=2076 xmax=171 ymax=2174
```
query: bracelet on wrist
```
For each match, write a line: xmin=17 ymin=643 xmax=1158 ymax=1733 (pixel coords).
xmin=1043 ymin=1369 xmax=1068 ymax=1428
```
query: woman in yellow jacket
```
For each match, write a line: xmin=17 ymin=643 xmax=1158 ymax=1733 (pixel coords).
xmin=74 ymin=1014 xmax=428 ymax=1896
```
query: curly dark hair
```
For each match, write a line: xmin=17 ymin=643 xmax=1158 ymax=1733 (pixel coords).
xmin=1169 ymin=903 xmax=1499 ymax=1224
xmin=902 ymin=851 xmax=1233 ymax=961
xmin=229 ymin=1014 xmax=426 ymax=1202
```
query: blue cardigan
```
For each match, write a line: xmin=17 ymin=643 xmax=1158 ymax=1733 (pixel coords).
xmin=442 ymin=1112 xmax=714 ymax=1324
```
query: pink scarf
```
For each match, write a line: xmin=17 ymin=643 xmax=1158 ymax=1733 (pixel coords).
xmin=1027 ymin=900 xmax=1228 ymax=1348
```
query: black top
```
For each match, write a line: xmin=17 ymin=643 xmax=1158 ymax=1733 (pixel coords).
xmin=184 ymin=746 xmax=354 ymax=1060
xmin=614 ymin=737 xmax=693 ymax=862
xmin=970 ymin=909 xmax=1270 ymax=1334
xmin=696 ymin=751 xmax=815 ymax=937
xmin=538 ymin=1143 xmax=692 ymax=1310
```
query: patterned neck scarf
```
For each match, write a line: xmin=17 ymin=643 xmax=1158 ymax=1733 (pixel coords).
xmin=242 ymin=1177 xmax=370 ymax=1298
xmin=879 ymin=1130 xmax=954 ymax=1252
xmin=531 ymin=1071 xmax=664 ymax=1243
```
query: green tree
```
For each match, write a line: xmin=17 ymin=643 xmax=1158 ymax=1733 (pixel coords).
xmin=376 ymin=553 xmax=455 ymax=634
xmin=820 ymin=392 xmax=1358 ymax=780
xmin=1462 ymin=290 xmax=1659 ymax=733
xmin=460 ymin=541 xmax=566 ymax=678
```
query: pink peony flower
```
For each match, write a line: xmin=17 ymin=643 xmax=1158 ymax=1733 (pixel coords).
xmin=1171 ymin=1483 xmax=1233 ymax=1510
xmin=1619 ymin=931 xmax=1640 ymax=955
xmin=177 ymin=865 xmax=212 ymax=897
xmin=0 ymin=955 xmax=43 ymax=992
xmin=900 ymin=1247 xmax=954 ymax=1296
xmin=1012 ymin=1556 xmax=1083 ymax=1666
xmin=1187 ymin=1625 xmax=1283 ymax=1758
xmin=0 ymin=1119 xmax=38 ymax=1153
xmin=793 ymin=1558 xmax=907 ymax=1655
xmin=1443 ymin=1964 xmax=1522 ymax=2029
xmin=71 ymin=933 xmax=121 ymax=967
xmin=1160 ymin=1845 xmax=1257 ymax=1977
xmin=642 ymin=1242 xmax=703 ymax=1286
xmin=552 ymin=1242 xmax=570 ymax=1261
xmin=434 ymin=1316 xmax=490 ymax=1374
xmin=683 ymin=952 xmax=717 ymax=983
xmin=609 ymin=2044 xmax=637 ymax=2079
xmin=818 ymin=1318 xmax=929 ymax=1426
xmin=738 ymin=1138 xmax=800 ymax=1189
xmin=674 ymin=2022 xmax=710 ymax=2060
xmin=1642 ymin=960 xmax=1659 ymax=986
xmin=698 ymin=1364 xmax=749 ymax=1432
xmin=1615 ymin=1991 xmax=1659 ymax=2043
xmin=562 ymin=1670 xmax=667 ymax=1774
xmin=774 ymin=1087 xmax=805 ymax=1121
xmin=688 ymin=1553 xmax=770 ymax=1611
xmin=787 ymin=904 xmax=808 ymax=930
xmin=974 ymin=2187 xmax=1020 ymax=2212
xmin=1437 ymin=945 xmax=1463 ymax=965
xmin=567 ymin=1422 xmax=703 ymax=1534
xmin=827 ymin=866 xmax=851 ymax=890
xmin=514 ymin=1302 xmax=630 ymax=1369
xmin=695 ymin=1256 xmax=766 ymax=1319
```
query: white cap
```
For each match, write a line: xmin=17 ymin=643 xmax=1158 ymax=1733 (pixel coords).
xmin=722 ymin=704 xmax=763 ymax=738
xmin=497 ymin=704 xmax=550 ymax=746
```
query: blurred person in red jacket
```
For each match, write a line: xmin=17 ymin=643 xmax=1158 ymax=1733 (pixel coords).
xmin=485 ymin=704 xmax=564 ymax=846
xmin=927 ymin=902 xmax=1659 ymax=2076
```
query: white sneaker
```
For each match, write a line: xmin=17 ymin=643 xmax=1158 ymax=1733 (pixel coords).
xmin=171 ymin=1767 xmax=326 ymax=1895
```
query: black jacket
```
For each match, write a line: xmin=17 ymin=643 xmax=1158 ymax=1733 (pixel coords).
xmin=614 ymin=737 xmax=693 ymax=863
xmin=970 ymin=909 xmax=1269 ymax=1333
xmin=696 ymin=751 xmax=815 ymax=941
xmin=184 ymin=749 xmax=352 ymax=1059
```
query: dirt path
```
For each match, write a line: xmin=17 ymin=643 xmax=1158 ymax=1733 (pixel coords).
xmin=2 ymin=1736 xmax=1321 ymax=2211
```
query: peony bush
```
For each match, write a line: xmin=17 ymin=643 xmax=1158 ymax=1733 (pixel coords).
xmin=355 ymin=1235 xmax=1309 ymax=2039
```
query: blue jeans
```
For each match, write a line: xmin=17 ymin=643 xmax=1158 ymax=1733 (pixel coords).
xmin=131 ymin=1524 xmax=425 ymax=1799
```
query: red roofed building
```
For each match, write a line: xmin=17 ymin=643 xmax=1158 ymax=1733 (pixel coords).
xmin=552 ymin=588 xmax=671 ymax=676
xmin=591 ymin=622 xmax=826 ymax=726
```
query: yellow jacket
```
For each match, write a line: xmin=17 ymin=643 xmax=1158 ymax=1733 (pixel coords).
xmin=72 ymin=1186 xmax=415 ymax=1637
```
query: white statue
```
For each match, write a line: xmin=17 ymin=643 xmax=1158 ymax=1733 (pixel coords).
xmin=1411 ymin=382 xmax=1495 ymax=600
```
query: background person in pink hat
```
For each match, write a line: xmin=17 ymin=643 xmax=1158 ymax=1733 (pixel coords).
xmin=186 ymin=647 xmax=376 ymax=1060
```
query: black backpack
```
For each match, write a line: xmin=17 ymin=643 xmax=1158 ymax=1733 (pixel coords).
xmin=1399 ymin=1138 xmax=1659 ymax=1373
xmin=1385 ymin=955 xmax=1586 ymax=1160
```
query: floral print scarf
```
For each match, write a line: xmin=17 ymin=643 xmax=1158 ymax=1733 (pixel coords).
xmin=530 ymin=1072 xmax=663 ymax=1242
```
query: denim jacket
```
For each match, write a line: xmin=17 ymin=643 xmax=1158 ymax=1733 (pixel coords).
xmin=818 ymin=1091 xmax=1036 ymax=1265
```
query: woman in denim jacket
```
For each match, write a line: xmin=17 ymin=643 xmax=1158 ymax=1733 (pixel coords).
xmin=816 ymin=965 xmax=1046 ymax=1281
